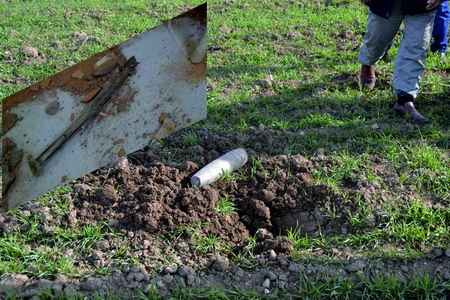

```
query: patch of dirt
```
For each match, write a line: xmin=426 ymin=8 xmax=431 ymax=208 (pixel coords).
xmin=1 ymin=129 xmax=449 ymax=298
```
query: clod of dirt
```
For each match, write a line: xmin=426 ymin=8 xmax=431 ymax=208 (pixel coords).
xmin=9 ymin=29 xmax=20 ymax=36
xmin=71 ymin=69 xmax=85 ymax=79
xmin=23 ymin=46 xmax=38 ymax=57
xmin=52 ymin=41 xmax=64 ymax=49
xmin=45 ymin=100 xmax=60 ymax=115
xmin=92 ymin=52 xmax=119 ymax=76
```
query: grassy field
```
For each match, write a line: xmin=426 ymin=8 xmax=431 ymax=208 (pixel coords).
xmin=1 ymin=0 xmax=450 ymax=298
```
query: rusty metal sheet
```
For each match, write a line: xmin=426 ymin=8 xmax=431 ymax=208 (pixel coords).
xmin=1 ymin=3 xmax=207 ymax=212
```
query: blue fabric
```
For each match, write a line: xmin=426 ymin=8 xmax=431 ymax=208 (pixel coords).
xmin=430 ymin=1 xmax=449 ymax=53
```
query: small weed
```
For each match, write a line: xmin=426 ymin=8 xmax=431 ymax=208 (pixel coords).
xmin=287 ymin=228 xmax=313 ymax=249
xmin=183 ymin=131 xmax=199 ymax=146
xmin=219 ymin=170 xmax=239 ymax=182
xmin=215 ymin=195 xmax=237 ymax=214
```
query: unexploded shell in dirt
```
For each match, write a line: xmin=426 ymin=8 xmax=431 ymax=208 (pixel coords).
xmin=190 ymin=148 xmax=248 ymax=187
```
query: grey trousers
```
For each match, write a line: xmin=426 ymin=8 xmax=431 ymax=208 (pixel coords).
xmin=358 ymin=3 xmax=436 ymax=99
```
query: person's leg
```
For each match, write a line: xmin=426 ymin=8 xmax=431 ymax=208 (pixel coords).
xmin=393 ymin=92 xmax=429 ymax=123
xmin=442 ymin=1 xmax=449 ymax=54
xmin=393 ymin=10 xmax=436 ymax=123
xmin=381 ymin=40 xmax=394 ymax=62
xmin=430 ymin=2 xmax=449 ymax=55
xmin=358 ymin=11 xmax=402 ymax=66
xmin=358 ymin=4 xmax=402 ymax=90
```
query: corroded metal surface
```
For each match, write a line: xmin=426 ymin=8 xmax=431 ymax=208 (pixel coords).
xmin=1 ymin=3 xmax=207 ymax=212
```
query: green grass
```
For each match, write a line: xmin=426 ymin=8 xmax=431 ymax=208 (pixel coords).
xmin=0 ymin=205 xmax=130 ymax=279
xmin=215 ymin=195 xmax=237 ymax=214
xmin=2 ymin=0 xmax=450 ymax=299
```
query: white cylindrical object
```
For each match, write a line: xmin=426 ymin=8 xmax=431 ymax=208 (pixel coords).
xmin=190 ymin=148 xmax=248 ymax=187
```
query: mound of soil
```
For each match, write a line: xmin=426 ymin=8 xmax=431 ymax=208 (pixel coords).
xmin=1 ymin=129 xmax=449 ymax=298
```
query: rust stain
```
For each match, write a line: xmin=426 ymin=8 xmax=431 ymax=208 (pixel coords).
xmin=161 ymin=52 xmax=206 ymax=85
xmin=61 ymin=175 xmax=67 ymax=183
xmin=3 ymin=113 xmax=18 ymax=133
xmin=1 ymin=138 xmax=22 ymax=202
xmin=114 ymin=90 xmax=137 ymax=112
xmin=153 ymin=117 xmax=177 ymax=141
xmin=158 ymin=112 xmax=170 ymax=123
xmin=118 ymin=148 xmax=126 ymax=157
xmin=95 ymin=84 xmax=138 ymax=124
xmin=2 ymin=47 xmax=126 ymax=111
xmin=70 ymin=113 xmax=75 ymax=121
xmin=113 ymin=138 xmax=125 ymax=145
xmin=2 ymin=137 xmax=16 ymax=156
xmin=81 ymin=86 xmax=102 ymax=103
xmin=112 ymin=89 xmax=138 ymax=113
